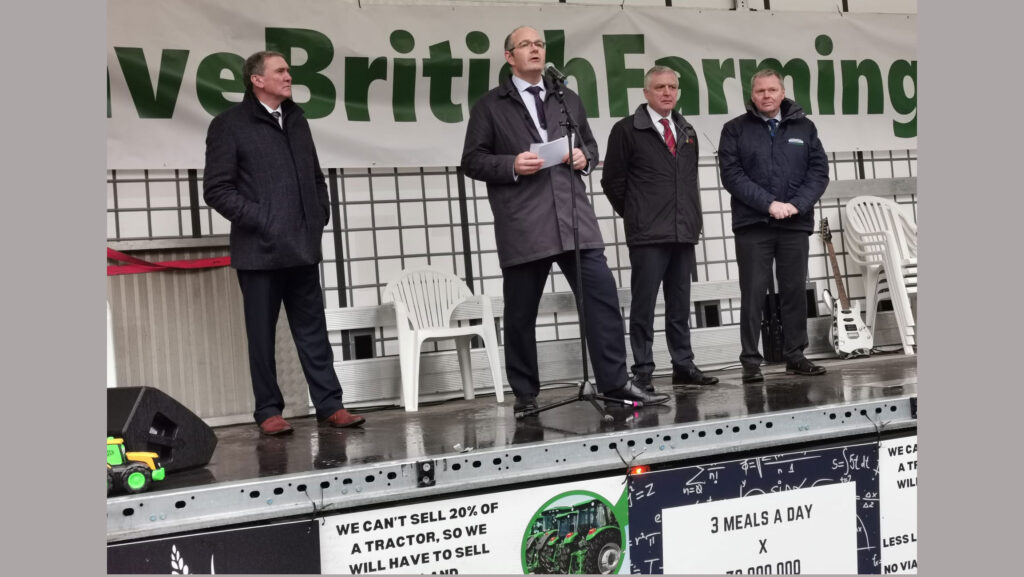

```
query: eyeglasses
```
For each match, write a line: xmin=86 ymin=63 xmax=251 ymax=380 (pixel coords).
xmin=509 ymin=40 xmax=546 ymax=52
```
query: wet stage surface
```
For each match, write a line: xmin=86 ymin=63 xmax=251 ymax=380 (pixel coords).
xmin=163 ymin=354 xmax=917 ymax=492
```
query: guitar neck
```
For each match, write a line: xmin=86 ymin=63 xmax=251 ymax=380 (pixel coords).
xmin=825 ymin=239 xmax=851 ymax=309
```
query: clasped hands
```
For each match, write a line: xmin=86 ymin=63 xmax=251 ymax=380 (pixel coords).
xmin=769 ymin=201 xmax=799 ymax=220
xmin=514 ymin=148 xmax=587 ymax=176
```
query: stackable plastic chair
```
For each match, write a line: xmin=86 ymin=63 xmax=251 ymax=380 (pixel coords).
xmin=382 ymin=267 xmax=504 ymax=411
xmin=844 ymin=196 xmax=918 ymax=354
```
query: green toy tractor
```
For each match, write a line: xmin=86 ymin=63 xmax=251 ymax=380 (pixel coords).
xmin=107 ymin=436 xmax=165 ymax=495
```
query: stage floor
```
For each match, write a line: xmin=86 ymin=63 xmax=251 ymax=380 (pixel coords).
xmin=108 ymin=353 xmax=917 ymax=542
xmin=164 ymin=353 xmax=918 ymax=492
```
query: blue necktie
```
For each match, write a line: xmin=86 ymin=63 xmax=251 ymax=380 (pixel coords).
xmin=525 ymin=85 xmax=547 ymax=131
xmin=767 ymin=118 xmax=778 ymax=138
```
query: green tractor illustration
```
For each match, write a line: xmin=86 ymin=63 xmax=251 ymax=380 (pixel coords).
xmin=107 ymin=436 xmax=166 ymax=495
xmin=538 ymin=508 xmax=579 ymax=574
xmin=524 ymin=506 xmax=571 ymax=573
xmin=563 ymin=498 xmax=623 ymax=574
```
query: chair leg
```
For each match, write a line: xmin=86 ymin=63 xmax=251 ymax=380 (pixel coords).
xmin=482 ymin=322 xmax=504 ymax=403
xmin=403 ymin=336 xmax=423 ymax=412
xmin=891 ymin=280 xmax=916 ymax=355
xmin=863 ymin=266 xmax=881 ymax=330
xmin=456 ymin=336 xmax=474 ymax=401
xmin=883 ymin=260 xmax=916 ymax=356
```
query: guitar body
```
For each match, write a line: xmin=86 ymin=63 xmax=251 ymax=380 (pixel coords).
xmin=820 ymin=217 xmax=873 ymax=359
xmin=829 ymin=301 xmax=873 ymax=359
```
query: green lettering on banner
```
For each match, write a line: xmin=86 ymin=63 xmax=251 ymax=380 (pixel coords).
xmin=702 ymin=58 xmax=735 ymax=115
xmin=655 ymin=56 xmax=700 ymax=115
xmin=391 ymin=29 xmax=417 ymax=122
xmin=888 ymin=59 xmax=916 ymax=137
xmin=465 ymin=31 xmax=491 ymax=110
xmin=345 ymin=56 xmax=388 ymax=121
xmin=266 ymin=27 xmax=336 ymax=119
xmin=815 ymin=35 xmax=836 ymax=114
xmin=841 ymin=59 xmax=884 ymax=114
xmin=544 ymin=30 xmax=599 ymax=117
xmin=114 ymin=47 xmax=189 ymax=118
xmin=739 ymin=58 xmax=812 ymax=113
xmin=603 ymin=34 xmax=645 ymax=117
xmin=196 ymin=52 xmax=245 ymax=116
xmin=424 ymin=41 xmax=464 ymax=123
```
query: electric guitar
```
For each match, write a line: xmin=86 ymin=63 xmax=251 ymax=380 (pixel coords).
xmin=820 ymin=218 xmax=873 ymax=358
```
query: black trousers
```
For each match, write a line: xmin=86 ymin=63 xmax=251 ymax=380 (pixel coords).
xmin=734 ymin=224 xmax=811 ymax=367
xmin=502 ymin=249 xmax=628 ymax=397
xmin=236 ymin=264 xmax=344 ymax=424
xmin=628 ymin=243 xmax=698 ymax=378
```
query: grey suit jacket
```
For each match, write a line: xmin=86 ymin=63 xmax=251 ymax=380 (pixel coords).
xmin=461 ymin=76 xmax=602 ymax=269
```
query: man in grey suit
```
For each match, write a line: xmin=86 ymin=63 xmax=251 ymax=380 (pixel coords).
xmin=461 ymin=26 xmax=668 ymax=414
xmin=204 ymin=51 xmax=364 ymax=435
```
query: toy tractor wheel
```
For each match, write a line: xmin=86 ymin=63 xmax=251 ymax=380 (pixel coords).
xmin=584 ymin=529 xmax=622 ymax=574
xmin=107 ymin=469 xmax=115 ymax=496
xmin=121 ymin=463 xmax=151 ymax=494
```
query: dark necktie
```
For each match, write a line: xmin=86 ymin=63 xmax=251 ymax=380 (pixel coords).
xmin=271 ymin=110 xmax=282 ymax=129
xmin=525 ymin=85 xmax=547 ymax=131
xmin=767 ymin=118 xmax=778 ymax=138
xmin=659 ymin=118 xmax=676 ymax=156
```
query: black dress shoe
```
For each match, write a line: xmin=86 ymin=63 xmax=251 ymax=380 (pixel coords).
xmin=741 ymin=365 xmax=764 ymax=384
xmin=672 ymin=367 xmax=719 ymax=386
xmin=603 ymin=381 xmax=670 ymax=406
xmin=513 ymin=396 xmax=538 ymax=413
xmin=785 ymin=358 xmax=827 ymax=376
xmin=633 ymin=374 xmax=654 ymax=393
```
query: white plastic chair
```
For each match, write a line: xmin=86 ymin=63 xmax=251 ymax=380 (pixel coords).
xmin=844 ymin=196 xmax=918 ymax=354
xmin=382 ymin=267 xmax=504 ymax=411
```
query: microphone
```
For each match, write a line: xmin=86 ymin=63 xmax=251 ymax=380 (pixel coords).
xmin=545 ymin=63 xmax=569 ymax=84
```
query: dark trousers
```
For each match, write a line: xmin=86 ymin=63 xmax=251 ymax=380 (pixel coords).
xmin=628 ymin=243 xmax=697 ymax=378
xmin=236 ymin=264 xmax=344 ymax=424
xmin=502 ymin=249 xmax=628 ymax=397
xmin=734 ymin=225 xmax=811 ymax=367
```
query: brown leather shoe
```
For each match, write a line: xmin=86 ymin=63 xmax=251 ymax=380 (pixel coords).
xmin=258 ymin=415 xmax=294 ymax=436
xmin=320 ymin=408 xmax=366 ymax=428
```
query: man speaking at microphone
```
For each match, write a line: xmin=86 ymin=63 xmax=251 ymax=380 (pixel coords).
xmin=461 ymin=26 xmax=668 ymax=415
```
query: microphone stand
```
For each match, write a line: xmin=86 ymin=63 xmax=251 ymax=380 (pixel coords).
xmin=515 ymin=74 xmax=640 ymax=422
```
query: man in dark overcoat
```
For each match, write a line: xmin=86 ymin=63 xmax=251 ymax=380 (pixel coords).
xmin=203 ymin=51 xmax=364 ymax=435
xmin=461 ymin=26 xmax=668 ymax=413
xmin=602 ymin=65 xmax=719 ymax=392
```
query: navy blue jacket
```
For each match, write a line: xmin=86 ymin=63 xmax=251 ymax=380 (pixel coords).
xmin=203 ymin=92 xmax=330 ymax=270
xmin=719 ymin=99 xmax=829 ymax=234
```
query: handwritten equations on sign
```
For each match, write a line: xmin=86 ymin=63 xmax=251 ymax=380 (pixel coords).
xmin=627 ymin=441 xmax=891 ymax=573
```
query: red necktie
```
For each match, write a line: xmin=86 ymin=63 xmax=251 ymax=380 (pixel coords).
xmin=660 ymin=118 xmax=676 ymax=156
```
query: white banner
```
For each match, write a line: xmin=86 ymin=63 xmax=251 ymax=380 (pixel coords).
xmin=107 ymin=1 xmax=917 ymax=169
xmin=319 ymin=475 xmax=630 ymax=574
xmin=661 ymin=482 xmax=858 ymax=574
xmin=878 ymin=435 xmax=919 ymax=574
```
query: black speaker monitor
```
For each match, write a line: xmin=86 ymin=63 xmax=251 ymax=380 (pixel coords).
xmin=107 ymin=386 xmax=217 ymax=472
